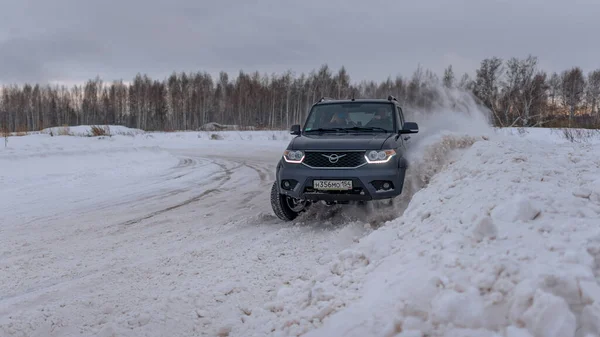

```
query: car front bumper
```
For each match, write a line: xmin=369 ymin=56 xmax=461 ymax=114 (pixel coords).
xmin=275 ymin=157 xmax=407 ymax=201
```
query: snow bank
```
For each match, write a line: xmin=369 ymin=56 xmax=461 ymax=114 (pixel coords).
xmin=9 ymin=124 xmax=291 ymax=143
xmin=495 ymin=127 xmax=600 ymax=145
xmin=40 ymin=125 xmax=146 ymax=137
xmin=2 ymin=127 xmax=293 ymax=153
xmin=240 ymin=134 xmax=600 ymax=337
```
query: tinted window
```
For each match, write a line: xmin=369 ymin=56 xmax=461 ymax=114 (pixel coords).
xmin=304 ymin=102 xmax=396 ymax=132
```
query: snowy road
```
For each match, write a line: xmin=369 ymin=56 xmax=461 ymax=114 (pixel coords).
xmin=0 ymin=131 xmax=370 ymax=337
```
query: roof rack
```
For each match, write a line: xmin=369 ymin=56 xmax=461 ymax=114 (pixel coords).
xmin=387 ymin=95 xmax=398 ymax=102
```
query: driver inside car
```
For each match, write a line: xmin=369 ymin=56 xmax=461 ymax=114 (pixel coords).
xmin=365 ymin=107 xmax=392 ymax=129
xmin=328 ymin=111 xmax=353 ymax=127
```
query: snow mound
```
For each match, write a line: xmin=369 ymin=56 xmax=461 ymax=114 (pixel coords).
xmin=239 ymin=135 xmax=600 ymax=337
xmin=495 ymin=127 xmax=600 ymax=145
xmin=41 ymin=125 xmax=145 ymax=137
xmin=195 ymin=130 xmax=293 ymax=142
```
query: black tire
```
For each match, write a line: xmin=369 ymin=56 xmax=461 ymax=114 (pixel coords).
xmin=270 ymin=181 xmax=307 ymax=221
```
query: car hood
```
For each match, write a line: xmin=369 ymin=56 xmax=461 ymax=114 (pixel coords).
xmin=290 ymin=133 xmax=393 ymax=150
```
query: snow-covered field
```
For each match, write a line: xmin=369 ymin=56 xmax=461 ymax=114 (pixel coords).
xmin=1 ymin=122 xmax=600 ymax=337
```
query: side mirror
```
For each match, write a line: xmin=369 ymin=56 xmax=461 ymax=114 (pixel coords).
xmin=290 ymin=124 xmax=301 ymax=135
xmin=399 ymin=122 xmax=419 ymax=134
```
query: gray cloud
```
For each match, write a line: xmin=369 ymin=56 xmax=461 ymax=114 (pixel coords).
xmin=0 ymin=0 xmax=598 ymax=84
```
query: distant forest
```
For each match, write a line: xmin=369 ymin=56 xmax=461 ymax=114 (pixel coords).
xmin=1 ymin=55 xmax=599 ymax=133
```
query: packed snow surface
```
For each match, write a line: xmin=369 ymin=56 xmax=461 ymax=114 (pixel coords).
xmin=1 ymin=125 xmax=600 ymax=337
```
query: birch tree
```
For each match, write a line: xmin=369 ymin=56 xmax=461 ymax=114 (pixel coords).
xmin=585 ymin=69 xmax=600 ymax=115
xmin=474 ymin=57 xmax=504 ymax=125
xmin=561 ymin=67 xmax=586 ymax=121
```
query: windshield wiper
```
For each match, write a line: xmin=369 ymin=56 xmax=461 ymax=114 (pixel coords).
xmin=345 ymin=126 xmax=389 ymax=132
xmin=305 ymin=127 xmax=349 ymax=133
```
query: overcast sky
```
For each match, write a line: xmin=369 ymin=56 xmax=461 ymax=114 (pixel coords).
xmin=1 ymin=0 xmax=598 ymax=85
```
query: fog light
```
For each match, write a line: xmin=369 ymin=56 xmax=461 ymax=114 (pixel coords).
xmin=282 ymin=180 xmax=298 ymax=190
xmin=371 ymin=180 xmax=394 ymax=192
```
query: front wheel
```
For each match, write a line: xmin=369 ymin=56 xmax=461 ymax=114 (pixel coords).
xmin=270 ymin=181 xmax=308 ymax=221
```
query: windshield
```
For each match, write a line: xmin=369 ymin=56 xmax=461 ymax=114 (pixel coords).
xmin=303 ymin=102 xmax=396 ymax=133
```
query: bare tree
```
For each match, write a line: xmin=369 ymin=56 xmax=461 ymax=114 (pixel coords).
xmin=586 ymin=69 xmax=600 ymax=115
xmin=1 ymin=89 xmax=8 ymax=146
xmin=502 ymin=57 xmax=523 ymax=125
xmin=561 ymin=67 xmax=586 ymax=121
xmin=548 ymin=72 xmax=561 ymax=106
xmin=474 ymin=57 xmax=504 ymax=125
xmin=443 ymin=65 xmax=455 ymax=88
xmin=516 ymin=55 xmax=543 ymax=126
xmin=458 ymin=73 xmax=474 ymax=90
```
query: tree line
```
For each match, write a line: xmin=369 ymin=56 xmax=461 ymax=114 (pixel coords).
xmin=469 ymin=56 xmax=599 ymax=128
xmin=1 ymin=55 xmax=599 ymax=133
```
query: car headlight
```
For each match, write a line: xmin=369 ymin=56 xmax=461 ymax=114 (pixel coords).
xmin=365 ymin=149 xmax=396 ymax=163
xmin=283 ymin=150 xmax=305 ymax=163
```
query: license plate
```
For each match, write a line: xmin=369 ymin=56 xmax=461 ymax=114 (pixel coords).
xmin=313 ymin=180 xmax=353 ymax=190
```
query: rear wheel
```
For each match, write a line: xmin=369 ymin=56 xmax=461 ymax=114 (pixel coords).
xmin=270 ymin=181 xmax=309 ymax=221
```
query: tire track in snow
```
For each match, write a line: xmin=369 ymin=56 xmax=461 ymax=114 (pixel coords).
xmin=242 ymin=162 xmax=269 ymax=182
xmin=118 ymin=188 xmax=223 ymax=227
xmin=113 ymin=156 xmax=256 ymax=229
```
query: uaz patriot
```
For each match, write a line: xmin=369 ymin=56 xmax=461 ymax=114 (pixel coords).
xmin=270 ymin=95 xmax=419 ymax=221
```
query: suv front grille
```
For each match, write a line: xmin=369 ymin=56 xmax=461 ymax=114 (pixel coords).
xmin=303 ymin=151 xmax=366 ymax=168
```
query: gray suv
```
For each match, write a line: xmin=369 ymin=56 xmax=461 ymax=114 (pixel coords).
xmin=270 ymin=96 xmax=419 ymax=221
